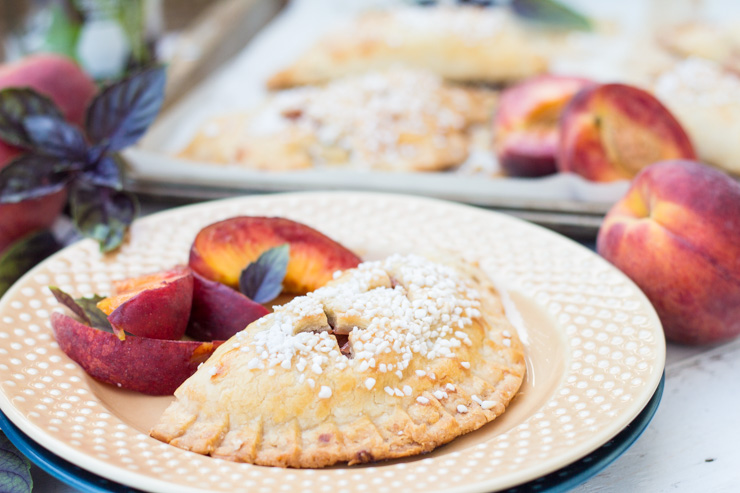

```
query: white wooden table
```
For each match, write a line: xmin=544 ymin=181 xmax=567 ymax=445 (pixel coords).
xmin=576 ymin=340 xmax=740 ymax=492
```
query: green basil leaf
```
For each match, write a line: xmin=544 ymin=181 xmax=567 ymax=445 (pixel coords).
xmin=0 ymin=230 xmax=60 ymax=297
xmin=48 ymin=286 xmax=92 ymax=325
xmin=42 ymin=3 xmax=82 ymax=61
xmin=74 ymin=295 xmax=115 ymax=332
xmin=511 ymin=0 xmax=591 ymax=30
xmin=70 ymin=184 xmax=137 ymax=252
xmin=239 ymin=244 xmax=290 ymax=303
xmin=0 ymin=88 xmax=64 ymax=149
xmin=48 ymin=286 xmax=116 ymax=333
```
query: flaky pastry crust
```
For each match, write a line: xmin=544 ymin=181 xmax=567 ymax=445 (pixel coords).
xmin=151 ymin=254 xmax=525 ymax=467
xmin=178 ymin=70 xmax=497 ymax=172
xmin=267 ymin=7 xmax=547 ymax=89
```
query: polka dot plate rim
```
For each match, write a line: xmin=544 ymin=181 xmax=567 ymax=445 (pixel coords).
xmin=0 ymin=191 xmax=666 ymax=493
xmin=0 ymin=375 xmax=665 ymax=493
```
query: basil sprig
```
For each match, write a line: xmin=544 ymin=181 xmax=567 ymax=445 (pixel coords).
xmin=0 ymin=65 xmax=166 ymax=252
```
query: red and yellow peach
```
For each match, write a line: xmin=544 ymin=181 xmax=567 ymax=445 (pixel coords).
xmin=597 ymin=160 xmax=740 ymax=344
xmin=189 ymin=216 xmax=362 ymax=294
xmin=558 ymin=84 xmax=696 ymax=182
xmin=493 ymin=75 xmax=594 ymax=177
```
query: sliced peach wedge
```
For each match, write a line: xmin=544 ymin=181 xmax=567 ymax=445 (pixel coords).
xmin=493 ymin=75 xmax=594 ymax=178
xmin=558 ymin=83 xmax=696 ymax=182
xmin=187 ymin=271 xmax=269 ymax=342
xmin=189 ymin=216 xmax=362 ymax=295
xmin=50 ymin=312 xmax=222 ymax=395
xmin=96 ymin=265 xmax=193 ymax=340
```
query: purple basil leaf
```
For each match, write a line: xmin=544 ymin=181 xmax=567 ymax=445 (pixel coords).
xmin=0 ymin=88 xmax=63 ymax=150
xmin=22 ymin=115 xmax=88 ymax=159
xmin=85 ymin=144 xmax=107 ymax=165
xmin=0 ymin=153 xmax=72 ymax=204
xmin=70 ymin=183 xmax=138 ymax=252
xmin=81 ymin=155 xmax=123 ymax=189
xmin=85 ymin=65 xmax=166 ymax=151
xmin=0 ymin=432 xmax=32 ymax=493
xmin=239 ymin=244 xmax=290 ymax=303
xmin=48 ymin=286 xmax=116 ymax=333
xmin=511 ymin=0 xmax=591 ymax=29
xmin=0 ymin=230 xmax=60 ymax=298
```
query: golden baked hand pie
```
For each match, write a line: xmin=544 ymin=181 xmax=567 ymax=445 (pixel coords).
xmin=178 ymin=69 xmax=497 ymax=172
xmin=267 ymin=6 xmax=547 ymax=89
xmin=151 ymin=254 xmax=525 ymax=467
xmin=653 ymin=58 xmax=740 ymax=175
xmin=657 ymin=21 xmax=740 ymax=73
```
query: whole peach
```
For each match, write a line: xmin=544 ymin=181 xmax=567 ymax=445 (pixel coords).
xmin=493 ymin=75 xmax=593 ymax=177
xmin=0 ymin=55 xmax=97 ymax=253
xmin=558 ymin=83 xmax=696 ymax=182
xmin=597 ymin=160 xmax=740 ymax=344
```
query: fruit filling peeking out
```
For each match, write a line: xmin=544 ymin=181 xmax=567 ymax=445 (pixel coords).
xmin=331 ymin=332 xmax=351 ymax=358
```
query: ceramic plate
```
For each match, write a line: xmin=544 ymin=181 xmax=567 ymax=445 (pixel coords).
xmin=0 ymin=375 xmax=665 ymax=493
xmin=0 ymin=192 xmax=665 ymax=493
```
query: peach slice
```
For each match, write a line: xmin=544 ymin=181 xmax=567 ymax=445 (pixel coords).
xmin=558 ymin=83 xmax=696 ymax=182
xmin=51 ymin=312 xmax=222 ymax=395
xmin=493 ymin=75 xmax=594 ymax=177
xmin=96 ymin=266 xmax=193 ymax=340
xmin=189 ymin=217 xmax=361 ymax=294
xmin=597 ymin=160 xmax=740 ymax=344
xmin=187 ymin=271 xmax=269 ymax=341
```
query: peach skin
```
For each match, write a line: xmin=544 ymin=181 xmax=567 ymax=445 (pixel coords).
xmin=597 ymin=160 xmax=740 ymax=344
xmin=51 ymin=312 xmax=222 ymax=395
xmin=189 ymin=217 xmax=361 ymax=294
xmin=493 ymin=75 xmax=593 ymax=177
xmin=187 ymin=271 xmax=269 ymax=342
xmin=558 ymin=84 xmax=696 ymax=182
xmin=97 ymin=266 xmax=194 ymax=341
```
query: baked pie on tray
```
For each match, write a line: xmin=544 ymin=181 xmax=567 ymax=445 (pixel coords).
xmin=267 ymin=6 xmax=546 ymax=89
xmin=178 ymin=69 xmax=497 ymax=172
xmin=151 ymin=254 xmax=525 ymax=467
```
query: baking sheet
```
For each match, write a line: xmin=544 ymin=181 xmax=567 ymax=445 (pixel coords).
xmin=125 ymin=0 xmax=718 ymax=205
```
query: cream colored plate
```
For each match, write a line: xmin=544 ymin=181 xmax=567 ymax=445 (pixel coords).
xmin=0 ymin=192 xmax=665 ymax=493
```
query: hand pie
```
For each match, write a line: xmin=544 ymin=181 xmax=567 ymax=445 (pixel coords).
xmin=151 ymin=254 xmax=525 ymax=467
xmin=267 ymin=6 xmax=547 ymax=89
xmin=653 ymin=58 xmax=740 ymax=175
xmin=178 ymin=69 xmax=498 ymax=172
xmin=656 ymin=21 xmax=740 ymax=73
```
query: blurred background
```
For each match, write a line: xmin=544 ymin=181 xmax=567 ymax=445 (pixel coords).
xmin=0 ymin=0 xmax=285 ymax=105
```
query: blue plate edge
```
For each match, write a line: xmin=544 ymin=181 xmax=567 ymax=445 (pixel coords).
xmin=0 ymin=411 xmax=141 ymax=493
xmin=503 ymin=372 xmax=666 ymax=492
